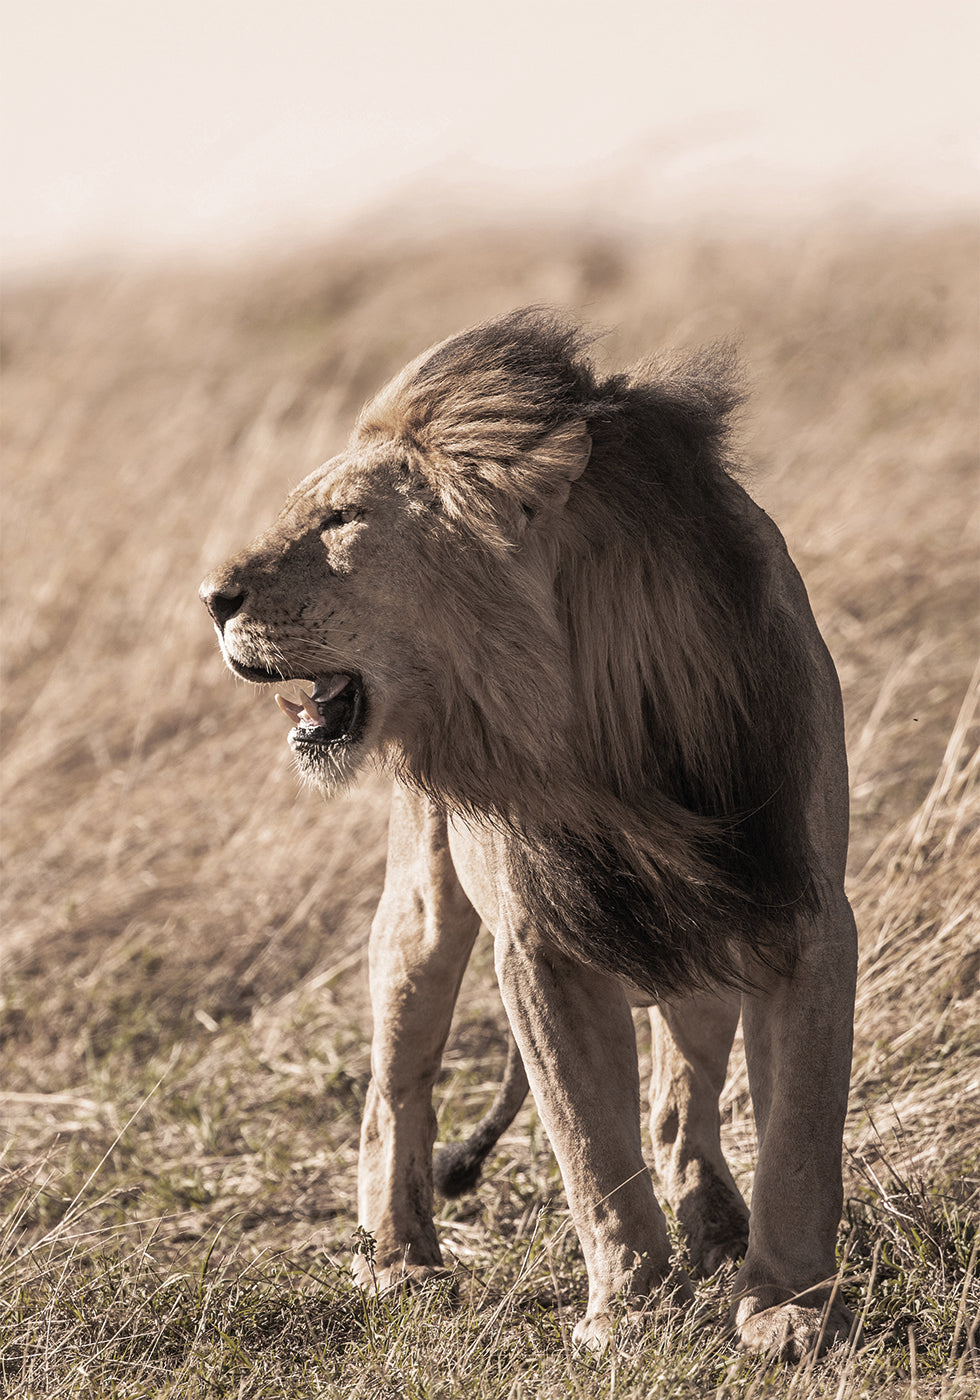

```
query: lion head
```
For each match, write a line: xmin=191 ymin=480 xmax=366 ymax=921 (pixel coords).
xmin=202 ymin=310 xmax=817 ymax=995
xmin=200 ymin=312 xmax=593 ymax=802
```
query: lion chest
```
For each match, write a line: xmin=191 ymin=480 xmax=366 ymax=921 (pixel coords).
xmin=447 ymin=817 xmax=507 ymax=935
xmin=446 ymin=816 xmax=657 ymax=1007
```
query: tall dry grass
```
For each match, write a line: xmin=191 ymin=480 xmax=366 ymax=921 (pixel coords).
xmin=1 ymin=217 xmax=977 ymax=1395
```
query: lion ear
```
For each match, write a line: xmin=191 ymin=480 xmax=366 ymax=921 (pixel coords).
xmin=528 ymin=419 xmax=592 ymax=512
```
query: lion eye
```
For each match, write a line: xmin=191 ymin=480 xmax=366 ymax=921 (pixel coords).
xmin=320 ymin=507 xmax=360 ymax=531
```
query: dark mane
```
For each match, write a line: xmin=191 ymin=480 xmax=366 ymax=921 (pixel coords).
xmin=362 ymin=309 xmax=820 ymax=998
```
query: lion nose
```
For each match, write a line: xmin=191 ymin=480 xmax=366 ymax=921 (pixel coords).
xmin=199 ymin=577 xmax=246 ymax=629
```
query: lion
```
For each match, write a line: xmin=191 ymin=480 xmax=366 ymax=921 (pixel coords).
xmin=200 ymin=310 xmax=857 ymax=1359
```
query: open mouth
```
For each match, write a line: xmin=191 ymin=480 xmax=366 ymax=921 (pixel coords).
xmin=274 ymin=674 xmax=366 ymax=749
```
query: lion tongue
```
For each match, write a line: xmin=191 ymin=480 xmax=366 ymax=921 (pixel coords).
xmin=312 ymin=675 xmax=351 ymax=705
xmin=275 ymin=675 xmax=350 ymax=728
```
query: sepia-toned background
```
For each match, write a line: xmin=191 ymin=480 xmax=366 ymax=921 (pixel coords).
xmin=1 ymin=3 xmax=977 ymax=1394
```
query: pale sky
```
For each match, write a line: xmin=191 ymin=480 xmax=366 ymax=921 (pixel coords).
xmin=2 ymin=0 xmax=977 ymax=270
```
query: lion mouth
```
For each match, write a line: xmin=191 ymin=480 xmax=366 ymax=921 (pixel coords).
xmin=274 ymin=674 xmax=366 ymax=749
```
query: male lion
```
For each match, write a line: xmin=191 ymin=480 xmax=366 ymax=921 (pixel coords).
xmin=200 ymin=310 xmax=857 ymax=1359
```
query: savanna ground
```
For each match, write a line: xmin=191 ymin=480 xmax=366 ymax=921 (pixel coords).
xmin=1 ymin=217 xmax=978 ymax=1398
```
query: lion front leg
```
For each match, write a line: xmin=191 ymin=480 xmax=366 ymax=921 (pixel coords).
xmin=494 ymin=924 xmax=687 ymax=1351
xmin=356 ymin=785 xmax=481 ymax=1294
xmin=733 ymin=887 xmax=858 ymax=1360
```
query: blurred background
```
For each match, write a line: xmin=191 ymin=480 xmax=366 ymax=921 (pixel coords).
xmin=3 ymin=0 xmax=977 ymax=271
xmin=1 ymin=4 xmax=978 ymax=1389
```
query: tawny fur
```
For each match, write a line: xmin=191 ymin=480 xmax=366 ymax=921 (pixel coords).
xmin=201 ymin=309 xmax=858 ymax=1358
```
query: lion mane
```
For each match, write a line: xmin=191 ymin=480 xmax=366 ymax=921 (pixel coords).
xmin=354 ymin=309 xmax=818 ymax=998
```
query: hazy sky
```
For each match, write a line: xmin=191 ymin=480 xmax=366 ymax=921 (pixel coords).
xmin=3 ymin=0 xmax=977 ymax=269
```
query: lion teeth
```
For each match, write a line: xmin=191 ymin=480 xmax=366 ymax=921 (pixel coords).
xmin=275 ymin=693 xmax=304 ymax=725
xmin=299 ymin=689 xmax=322 ymax=724
xmin=276 ymin=679 xmax=351 ymax=730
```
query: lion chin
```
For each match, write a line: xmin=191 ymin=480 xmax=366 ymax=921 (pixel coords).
xmin=200 ymin=308 xmax=858 ymax=1360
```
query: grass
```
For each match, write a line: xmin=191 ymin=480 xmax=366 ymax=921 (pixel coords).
xmin=1 ymin=215 xmax=978 ymax=1395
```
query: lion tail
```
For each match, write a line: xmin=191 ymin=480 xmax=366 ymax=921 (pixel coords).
xmin=433 ymin=1033 xmax=529 ymax=1197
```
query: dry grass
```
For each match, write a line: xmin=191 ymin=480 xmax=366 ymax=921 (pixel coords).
xmin=1 ymin=217 xmax=978 ymax=1395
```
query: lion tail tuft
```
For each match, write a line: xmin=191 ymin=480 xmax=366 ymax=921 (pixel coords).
xmin=434 ymin=1034 xmax=529 ymax=1198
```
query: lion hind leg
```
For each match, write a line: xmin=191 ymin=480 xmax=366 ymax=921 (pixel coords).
xmin=434 ymin=1032 xmax=529 ymax=1197
xmin=733 ymin=888 xmax=857 ymax=1359
xmin=648 ymin=990 xmax=750 ymax=1277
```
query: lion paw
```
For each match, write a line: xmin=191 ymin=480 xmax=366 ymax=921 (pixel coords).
xmin=572 ymin=1310 xmax=618 ymax=1352
xmin=734 ymin=1296 xmax=853 ymax=1362
xmin=572 ymin=1272 xmax=695 ymax=1353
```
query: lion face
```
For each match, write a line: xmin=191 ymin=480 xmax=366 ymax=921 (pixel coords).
xmin=201 ymin=312 xmax=602 ymax=803
xmin=200 ymin=442 xmax=445 ymax=789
